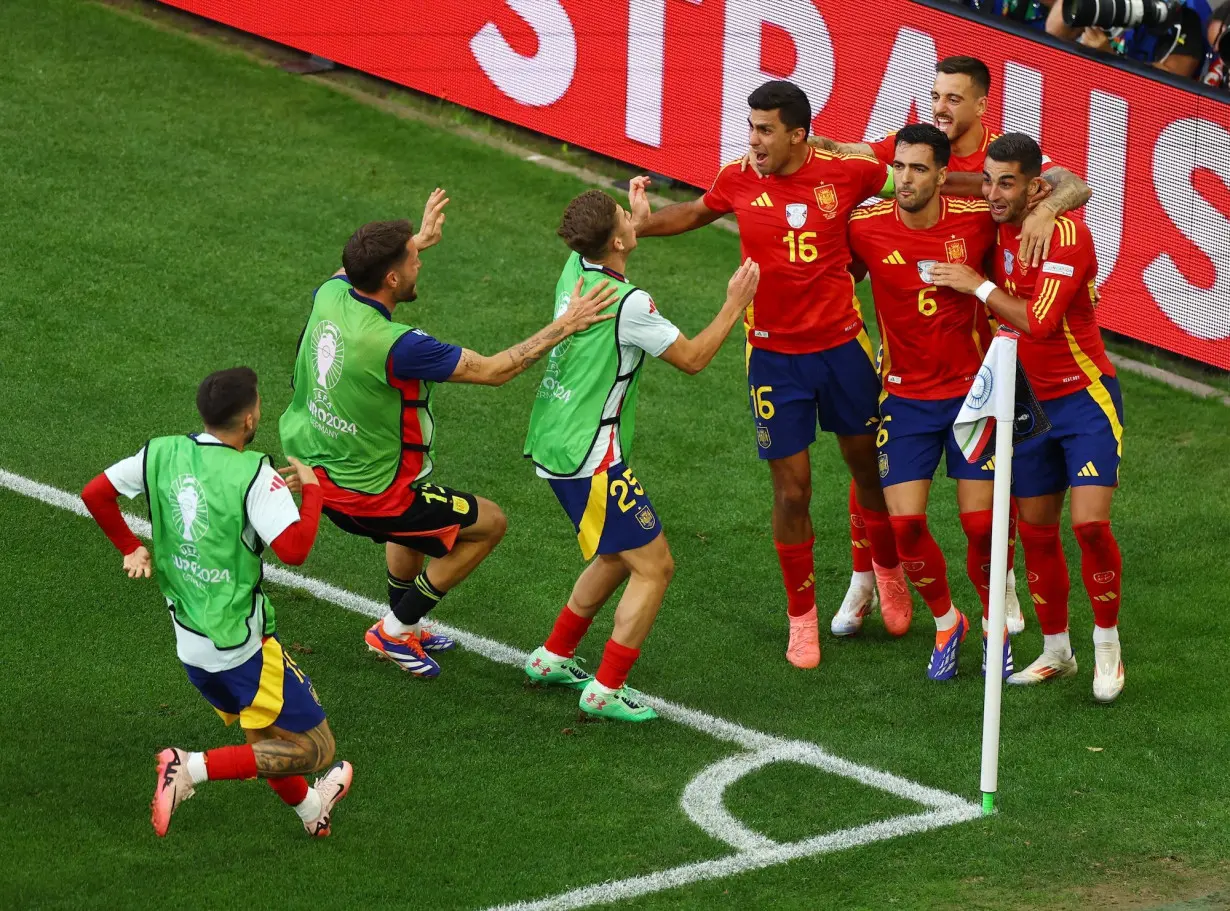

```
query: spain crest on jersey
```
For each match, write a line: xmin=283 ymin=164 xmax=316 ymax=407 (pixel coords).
xmin=814 ymin=184 xmax=838 ymax=218
xmin=945 ymin=238 xmax=968 ymax=264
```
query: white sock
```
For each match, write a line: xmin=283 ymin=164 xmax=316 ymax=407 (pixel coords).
xmin=187 ymin=751 xmax=209 ymax=785
xmin=934 ymin=606 xmax=958 ymax=632
xmin=292 ymin=787 xmax=323 ymax=822
xmin=593 ymin=680 xmax=618 ymax=694
xmin=1093 ymin=625 xmax=1119 ymax=646
xmin=1043 ymin=631 xmax=1072 ymax=657
xmin=542 ymin=647 xmax=568 ymax=662
xmin=851 ymin=570 xmax=874 ymax=589
xmin=380 ymin=611 xmax=415 ymax=637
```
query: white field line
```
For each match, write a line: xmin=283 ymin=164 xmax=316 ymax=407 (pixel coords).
xmin=2 ymin=466 xmax=982 ymax=909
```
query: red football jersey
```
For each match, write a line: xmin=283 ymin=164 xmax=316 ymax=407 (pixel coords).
xmin=988 ymin=216 xmax=1114 ymax=400
xmin=849 ymin=198 xmax=998 ymax=400
xmin=868 ymin=122 xmax=1053 ymax=175
xmin=703 ymin=147 xmax=889 ymax=354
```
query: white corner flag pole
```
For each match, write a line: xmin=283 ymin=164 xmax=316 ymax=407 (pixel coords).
xmin=978 ymin=334 xmax=1018 ymax=816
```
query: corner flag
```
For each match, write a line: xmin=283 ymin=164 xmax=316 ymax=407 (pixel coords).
xmin=954 ymin=330 xmax=1050 ymax=465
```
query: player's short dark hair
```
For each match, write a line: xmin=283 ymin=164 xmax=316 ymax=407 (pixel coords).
xmin=936 ymin=56 xmax=991 ymax=97
xmin=342 ymin=219 xmax=415 ymax=293
xmin=747 ymin=81 xmax=812 ymax=136
xmin=197 ymin=367 xmax=259 ymax=430
xmin=986 ymin=132 xmax=1043 ymax=179
xmin=895 ymin=123 xmax=951 ymax=167
xmin=558 ymin=190 xmax=618 ymax=260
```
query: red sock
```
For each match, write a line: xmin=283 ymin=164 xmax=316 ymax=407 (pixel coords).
xmin=267 ymin=776 xmax=310 ymax=806
xmin=1073 ymin=521 xmax=1122 ymax=628
xmin=205 ymin=745 xmax=258 ymax=781
xmin=887 ymin=515 xmax=951 ymax=618
xmin=959 ymin=510 xmax=994 ymax=620
xmin=595 ymin=639 xmax=640 ymax=690
xmin=774 ymin=538 xmax=816 ymax=618
xmin=848 ymin=482 xmax=873 ymax=573
xmin=1018 ymin=521 xmax=1070 ymax=635
xmin=544 ymin=605 xmax=594 ymax=658
xmin=861 ymin=506 xmax=900 ymax=570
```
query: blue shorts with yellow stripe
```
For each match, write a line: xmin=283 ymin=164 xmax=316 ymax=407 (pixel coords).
xmin=548 ymin=462 xmax=662 ymax=560
xmin=747 ymin=336 xmax=881 ymax=460
xmin=183 ymin=635 xmax=326 ymax=733
xmin=877 ymin=394 xmax=990 ymax=486
xmin=1012 ymin=375 xmax=1124 ymax=498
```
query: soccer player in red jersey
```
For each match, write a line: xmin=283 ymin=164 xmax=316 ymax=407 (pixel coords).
xmin=846 ymin=124 xmax=1005 ymax=680
xmin=932 ymin=133 xmax=1126 ymax=703
xmin=808 ymin=56 xmax=1092 ymax=636
xmin=633 ymin=80 xmax=911 ymax=669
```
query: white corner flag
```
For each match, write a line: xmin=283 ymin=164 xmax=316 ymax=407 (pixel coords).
xmin=954 ymin=330 xmax=1018 ymax=817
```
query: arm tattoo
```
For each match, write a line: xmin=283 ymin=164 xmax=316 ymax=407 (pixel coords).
xmin=501 ymin=323 xmax=567 ymax=379
xmin=1040 ymin=167 xmax=1092 ymax=214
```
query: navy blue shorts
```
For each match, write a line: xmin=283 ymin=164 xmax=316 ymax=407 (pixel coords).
xmin=747 ymin=336 xmax=881 ymax=460
xmin=1012 ymin=376 xmax=1124 ymax=498
xmin=548 ymin=462 xmax=662 ymax=560
xmin=183 ymin=635 xmax=326 ymax=733
xmin=877 ymin=394 xmax=992 ymax=486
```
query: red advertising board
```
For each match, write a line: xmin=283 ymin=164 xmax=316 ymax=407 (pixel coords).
xmin=161 ymin=0 xmax=1230 ymax=369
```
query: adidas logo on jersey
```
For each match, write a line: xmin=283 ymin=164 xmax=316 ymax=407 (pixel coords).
xmin=1077 ymin=461 xmax=1099 ymax=478
xmin=750 ymin=192 xmax=773 ymax=207
xmin=270 ymin=475 xmax=287 ymax=492
xmin=881 ymin=250 xmax=906 ymax=265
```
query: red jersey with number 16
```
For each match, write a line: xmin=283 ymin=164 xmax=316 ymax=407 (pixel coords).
xmin=988 ymin=215 xmax=1114 ymax=400
xmin=849 ymin=198 xmax=998 ymax=400
xmin=703 ymin=148 xmax=889 ymax=355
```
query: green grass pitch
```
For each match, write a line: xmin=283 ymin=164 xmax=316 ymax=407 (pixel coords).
xmin=2 ymin=1 xmax=1229 ymax=908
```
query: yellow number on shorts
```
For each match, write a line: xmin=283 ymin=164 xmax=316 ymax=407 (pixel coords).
xmin=283 ymin=650 xmax=306 ymax=684
xmin=751 ymin=385 xmax=775 ymax=420
xmin=609 ymin=478 xmax=637 ymax=513
xmin=876 ymin=413 xmax=893 ymax=448
xmin=917 ymin=286 xmax=938 ymax=317
xmin=782 ymin=231 xmax=818 ymax=264
xmin=419 ymin=485 xmax=449 ymax=505
xmin=622 ymin=467 xmax=644 ymax=496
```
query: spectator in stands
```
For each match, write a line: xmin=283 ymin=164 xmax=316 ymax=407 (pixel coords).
xmin=1206 ymin=1 xmax=1230 ymax=86
xmin=1045 ymin=0 xmax=1213 ymax=79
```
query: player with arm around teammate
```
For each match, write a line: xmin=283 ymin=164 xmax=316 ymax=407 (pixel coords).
xmin=634 ymin=80 xmax=912 ymax=670
xmin=81 ymin=367 xmax=351 ymax=837
xmin=932 ymin=133 xmax=1127 ymax=703
xmin=523 ymin=189 xmax=759 ymax=721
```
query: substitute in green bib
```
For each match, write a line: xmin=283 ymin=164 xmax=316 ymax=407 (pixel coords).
xmin=280 ymin=190 xmax=618 ymax=680
xmin=523 ymin=188 xmax=760 ymax=722
xmin=82 ymin=368 xmax=351 ymax=838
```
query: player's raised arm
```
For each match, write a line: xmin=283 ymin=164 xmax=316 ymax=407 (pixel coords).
xmin=446 ymin=278 xmax=620 ymax=386
xmin=631 ymin=174 xmax=724 ymax=237
xmin=658 ymin=259 xmax=760 ymax=375
xmin=413 ymin=188 xmax=449 ymax=252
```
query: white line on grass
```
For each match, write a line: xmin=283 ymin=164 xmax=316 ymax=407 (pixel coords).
xmin=1 ymin=467 xmax=982 ymax=909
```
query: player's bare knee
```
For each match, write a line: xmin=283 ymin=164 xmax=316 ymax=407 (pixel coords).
xmin=774 ymin=482 xmax=811 ymax=517
xmin=482 ymin=499 xmax=509 ymax=542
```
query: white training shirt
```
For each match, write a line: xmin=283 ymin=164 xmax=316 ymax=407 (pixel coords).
xmin=535 ymin=276 xmax=680 ymax=480
xmin=105 ymin=432 xmax=302 ymax=670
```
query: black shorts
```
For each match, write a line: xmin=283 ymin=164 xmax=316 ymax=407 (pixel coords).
xmin=323 ymin=483 xmax=479 ymax=558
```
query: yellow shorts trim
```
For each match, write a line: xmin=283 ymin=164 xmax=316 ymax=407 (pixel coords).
xmin=238 ymin=637 xmax=286 ymax=730
xmin=576 ymin=471 xmax=609 ymax=561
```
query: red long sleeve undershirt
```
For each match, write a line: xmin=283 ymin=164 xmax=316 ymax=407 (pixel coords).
xmin=81 ymin=474 xmax=323 ymax=566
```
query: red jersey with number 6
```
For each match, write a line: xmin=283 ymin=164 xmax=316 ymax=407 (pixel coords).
xmin=849 ymin=198 xmax=998 ymax=400
xmin=703 ymin=147 xmax=889 ymax=355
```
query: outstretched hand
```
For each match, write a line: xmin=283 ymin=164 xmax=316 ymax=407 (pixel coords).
xmin=559 ymin=277 xmax=620 ymax=333
xmin=725 ymin=258 xmax=760 ymax=309
xmin=628 ymin=175 xmax=652 ymax=230
xmin=123 ymin=545 xmax=152 ymax=579
xmin=929 ymin=263 xmax=985 ymax=295
xmin=414 ymin=188 xmax=450 ymax=250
